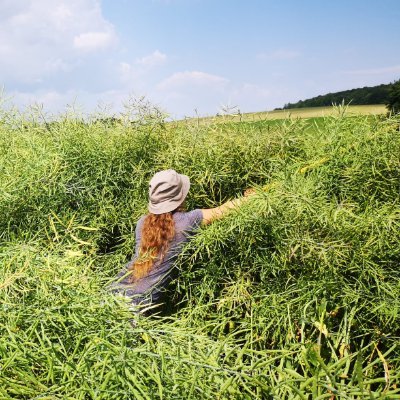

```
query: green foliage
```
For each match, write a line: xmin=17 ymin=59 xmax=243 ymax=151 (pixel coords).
xmin=386 ymin=79 xmax=400 ymax=114
xmin=1 ymin=103 xmax=400 ymax=398
xmin=282 ymin=82 xmax=395 ymax=109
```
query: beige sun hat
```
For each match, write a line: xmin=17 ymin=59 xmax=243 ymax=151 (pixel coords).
xmin=148 ymin=169 xmax=190 ymax=214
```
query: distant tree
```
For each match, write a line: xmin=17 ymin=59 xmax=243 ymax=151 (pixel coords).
xmin=282 ymin=82 xmax=393 ymax=109
xmin=386 ymin=80 xmax=400 ymax=114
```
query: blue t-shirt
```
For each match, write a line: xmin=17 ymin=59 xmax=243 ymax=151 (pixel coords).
xmin=110 ymin=209 xmax=203 ymax=307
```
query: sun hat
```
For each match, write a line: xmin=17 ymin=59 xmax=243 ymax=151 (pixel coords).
xmin=148 ymin=169 xmax=190 ymax=214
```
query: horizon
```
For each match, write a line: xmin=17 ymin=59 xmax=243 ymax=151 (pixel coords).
xmin=1 ymin=0 xmax=399 ymax=118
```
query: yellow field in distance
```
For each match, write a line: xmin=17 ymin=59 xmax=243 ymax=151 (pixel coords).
xmin=184 ymin=104 xmax=387 ymax=124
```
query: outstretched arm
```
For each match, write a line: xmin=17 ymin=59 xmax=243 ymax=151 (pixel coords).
xmin=201 ymin=188 xmax=256 ymax=225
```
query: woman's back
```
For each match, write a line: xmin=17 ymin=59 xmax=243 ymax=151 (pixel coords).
xmin=111 ymin=209 xmax=203 ymax=307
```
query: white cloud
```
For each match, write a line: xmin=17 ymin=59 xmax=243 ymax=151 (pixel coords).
xmin=117 ymin=62 xmax=142 ymax=86
xmin=151 ymin=75 xmax=278 ymax=118
xmin=257 ymin=49 xmax=301 ymax=61
xmin=73 ymin=31 xmax=115 ymax=51
xmin=0 ymin=2 xmax=302 ymax=118
xmin=117 ymin=51 xmax=168 ymax=86
xmin=0 ymin=0 xmax=117 ymax=85
xmin=136 ymin=50 xmax=167 ymax=67
xmin=158 ymin=71 xmax=229 ymax=90
xmin=119 ymin=62 xmax=133 ymax=76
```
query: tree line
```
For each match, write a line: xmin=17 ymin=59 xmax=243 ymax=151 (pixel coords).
xmin=280 ymin=80 xmax=400 ymax=113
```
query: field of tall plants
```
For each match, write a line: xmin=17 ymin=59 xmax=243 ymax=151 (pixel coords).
xmin=1 ymin=102 xmax=400 ymax=399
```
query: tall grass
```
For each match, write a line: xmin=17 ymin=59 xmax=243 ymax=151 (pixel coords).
xmin=0 ymin=103 xmax=399 ymax=399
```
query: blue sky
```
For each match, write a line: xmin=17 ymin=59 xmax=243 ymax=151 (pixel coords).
xmin=1 ymin=0 xmax=399 ymax=118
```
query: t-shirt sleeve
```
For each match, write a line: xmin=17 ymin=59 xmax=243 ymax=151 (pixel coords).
xmin=184 ymin=209 xmax=203 ymax=232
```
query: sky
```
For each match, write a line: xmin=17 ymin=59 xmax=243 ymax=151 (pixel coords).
xmin=1 ymin=0 xmax=400 ymax=119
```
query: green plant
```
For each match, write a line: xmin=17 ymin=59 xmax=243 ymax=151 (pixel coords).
xmin=1 ymin=102 xmax=399 ymax=399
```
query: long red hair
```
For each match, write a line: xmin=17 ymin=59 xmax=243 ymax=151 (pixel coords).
xmin=128 ymin=213 xmax=175 ymax=283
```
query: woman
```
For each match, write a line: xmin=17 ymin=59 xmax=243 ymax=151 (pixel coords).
xmin=111 ymin=169 xmax=251 ymax=315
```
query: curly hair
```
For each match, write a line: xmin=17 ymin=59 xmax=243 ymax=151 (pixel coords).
xmin=128 ymin=213 xmax=175 ymax=283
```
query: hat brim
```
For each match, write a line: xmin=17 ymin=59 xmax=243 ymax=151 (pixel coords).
xmin=148 ymin=173 xmax=190 ymax=214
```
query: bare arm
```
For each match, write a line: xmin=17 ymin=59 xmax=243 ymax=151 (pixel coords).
xmin=201 ymin=188 xmax=256 ymax=225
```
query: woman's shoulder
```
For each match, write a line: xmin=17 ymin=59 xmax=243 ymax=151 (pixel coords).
xmin=173 ymin=209 xmax=203 ymax=229
xmin=135 ymin=210 xmax=203 ymax=231
xmin=135 ymin=215 xmax=146 ymax=233
xmin=137 ymin=215 xmax=146 ymax=224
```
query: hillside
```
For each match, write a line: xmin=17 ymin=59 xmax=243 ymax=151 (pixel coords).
xmin=281 ymin=81 xmax=396 ymax=109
